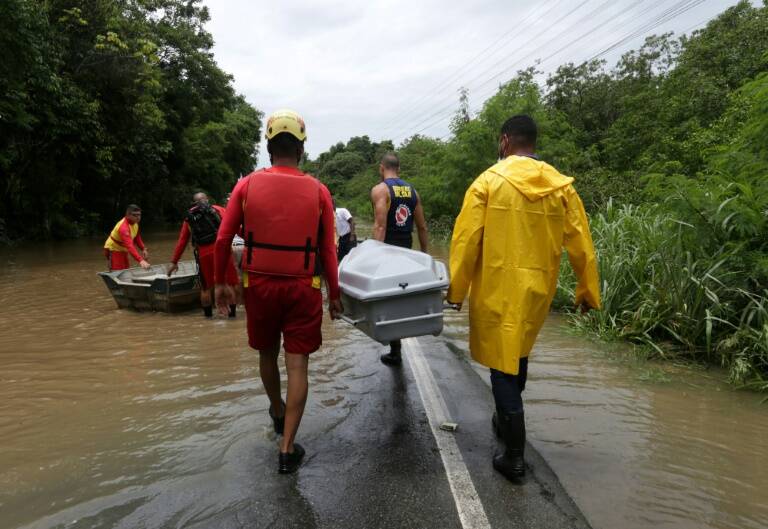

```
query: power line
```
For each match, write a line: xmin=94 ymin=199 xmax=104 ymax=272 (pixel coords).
xmin=378 ymin=0 xmax=564 ymax=136
xmin=587 ymin=0 xmax=709 ymax=61
xmin=391 ymin=0 xmax=634 ymax=143
xmin=680 ymin=14 xmax=714 ymax=33
xmin=390 ymin=0 xmax=598 ymax=143
xmin=398 ymin=0 xmax=712 ymax=142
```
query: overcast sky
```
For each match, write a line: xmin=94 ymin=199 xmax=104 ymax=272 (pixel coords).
xmin=203 ymin=0 xmax=747 ymax=162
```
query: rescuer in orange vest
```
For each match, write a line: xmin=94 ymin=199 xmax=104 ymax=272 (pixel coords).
xmin=168 ymin=192 xmax=240 ymax=318
xmin=103 ymin=204 xmax=151 ymax=271
xmin=214 ymin=110 xmax=343 ymax=474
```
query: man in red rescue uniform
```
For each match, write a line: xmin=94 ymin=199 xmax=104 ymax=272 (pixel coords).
xmin=214 ymin=110 xmax=343 ymax=474
xmin=168 ymin=192 xmax=240 ymax=318
xmin=103 ymin=204 xmax=151 ymax=271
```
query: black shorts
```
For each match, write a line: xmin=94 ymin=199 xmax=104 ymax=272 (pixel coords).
xmin=384 ymin=233 xmax=413 ymax=249
xmin=337 ymin=233 xmax=356 ymax=262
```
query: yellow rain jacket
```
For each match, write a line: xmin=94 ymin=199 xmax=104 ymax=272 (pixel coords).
xmin=447 ymin=156 xmax=601 ymax=375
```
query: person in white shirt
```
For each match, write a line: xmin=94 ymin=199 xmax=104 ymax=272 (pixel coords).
xmin=335 ymin=206 xmax=357 ymax=262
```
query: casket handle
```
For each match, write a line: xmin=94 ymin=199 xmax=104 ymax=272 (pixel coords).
xmin=374 ymin=312 xmax=442 ymax=327
xmin=340 ymin=314 xmax=365 ymax=326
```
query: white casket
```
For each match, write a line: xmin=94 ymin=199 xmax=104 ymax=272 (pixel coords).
xmin=338 ymin=240 xmax=449 ymax=344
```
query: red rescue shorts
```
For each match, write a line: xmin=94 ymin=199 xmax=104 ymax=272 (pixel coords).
xmin=198 ymin=251 xmax=239 ymax=289
xmin=244 ymin=274 xmax=323 ymax=355
xmin=108 ymin=250 xmax=130 ymax=271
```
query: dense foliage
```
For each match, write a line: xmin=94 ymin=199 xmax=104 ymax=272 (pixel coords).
xmin=309 ymin=1 xmax=768 ymax=386
xmin=0 ymin=0 xmax=261 ymax=240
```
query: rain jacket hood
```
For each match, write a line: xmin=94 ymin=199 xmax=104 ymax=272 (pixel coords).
xmin=489 ymin=155 xmax=574 ymax=201
xmin=447 ymin=156 xmax=601 ymax=375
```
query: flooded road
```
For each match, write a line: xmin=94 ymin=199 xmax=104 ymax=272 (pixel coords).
xmin=1 ymin=233 xmax=766 ymax=528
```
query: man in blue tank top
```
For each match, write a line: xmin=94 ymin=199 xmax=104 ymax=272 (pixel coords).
xmin=370 ymin=152 xmax=429 ymax=366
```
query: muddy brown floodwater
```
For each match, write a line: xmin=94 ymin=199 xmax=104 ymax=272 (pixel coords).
xmin=0 ymin=232 xmax=766 ymax=529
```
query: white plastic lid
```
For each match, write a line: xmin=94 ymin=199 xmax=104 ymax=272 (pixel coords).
xmin=339 ymin=239 xmax=449 ymax=300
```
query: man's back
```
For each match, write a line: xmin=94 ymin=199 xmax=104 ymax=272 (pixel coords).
xmin=480 ymin=157 xmax=574 ymax=276
xmin=382 ymin=178 xmax=418 ymax=246
xmin=447 ymin=114 xmax=600 ymax=483
xmin=335 ymin=207 xmax=352 ymax=237
xmin=448 ymin=155 xmax=600 ymax=374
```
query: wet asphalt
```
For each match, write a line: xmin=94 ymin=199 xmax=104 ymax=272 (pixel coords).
xmin=189 ymin=332 xmax=591 ymax=529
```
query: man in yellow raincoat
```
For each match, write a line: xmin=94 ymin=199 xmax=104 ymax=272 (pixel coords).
xmin=446 ymin=115 xmax=600 ymax=482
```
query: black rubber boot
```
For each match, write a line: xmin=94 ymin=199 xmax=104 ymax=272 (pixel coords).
xmin=278 ymin=443 xmax=305 ymax=474
xmin=269 ymin=401 xmax=285 ymax=435
xmin=380 ymin=341 xmax=402 ymax=366
xmin=203 ymin=305 xmax=213 ymax=318
xmin=493 ymin=412 xmax=526 ymax=481
xmin=492 ymin=412 xmax=501 ymax=438
xmin=228 ymin=304 xmax=237 ymax=318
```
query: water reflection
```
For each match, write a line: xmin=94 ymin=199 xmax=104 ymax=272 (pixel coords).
xmin=442 ymin=311 xmax=768 ymax=529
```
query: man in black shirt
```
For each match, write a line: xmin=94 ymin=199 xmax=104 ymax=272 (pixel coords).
xmin=369 ymin=152 xmax=429 ymax=366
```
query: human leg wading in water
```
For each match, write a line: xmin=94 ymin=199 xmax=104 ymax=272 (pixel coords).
xmin=380 ymin=339 xmax=402 ymax=366
xmin=258 ymin=342 xmax=286 ymax=435
xmin=280 ymin=352 xmax=309 ymax=472
xmin=490 ymin=358 xmax=528 ymax=479
xmin=240 ymin=275 xmax=323 ymax=473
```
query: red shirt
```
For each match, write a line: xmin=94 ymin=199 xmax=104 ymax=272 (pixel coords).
xmin=171 ymin=204 xmax=226 ymax=263
xmin=214 ymin=167 xmax=340 ymax=300
xmin=119 ymin=218 xmax=145 ymax=262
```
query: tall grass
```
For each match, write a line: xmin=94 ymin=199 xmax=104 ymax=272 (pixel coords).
xmin=557 ymin=201 xmax=768 ymax=389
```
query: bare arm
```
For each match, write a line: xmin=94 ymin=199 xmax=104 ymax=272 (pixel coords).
xmin=371 ymin=184 xmax=389 ymax=242
xmin=413 ymin=192 xmax=428 ymax=253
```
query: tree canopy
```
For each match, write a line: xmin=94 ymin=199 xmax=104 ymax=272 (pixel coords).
xmin=0 ymin=0 xmax=262 ymax=240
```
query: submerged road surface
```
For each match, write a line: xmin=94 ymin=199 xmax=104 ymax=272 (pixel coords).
xmin=48 ymin=332 xmax=588 ymax=529
xmin=148 ymin=332 xmax=589 ymax=529
xmin=3 ymin=303 xmax=590 ymax=527
xmin=0 ymin=234 xmax=586 ymax=528
xmin=7 ymin=235 xmax=765 ymax=528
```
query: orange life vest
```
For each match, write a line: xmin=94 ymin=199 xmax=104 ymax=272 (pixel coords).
xmin=242 ymin=167 xmax=322 ymax=277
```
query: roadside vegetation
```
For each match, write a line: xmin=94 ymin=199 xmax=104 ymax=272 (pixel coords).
xmin=308 ymin=2 xmax=768 ymax=388
xmin=0 ymin=0 xmax=261 ymax=239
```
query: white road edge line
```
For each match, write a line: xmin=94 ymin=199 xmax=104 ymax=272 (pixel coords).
xmin=402 ymin=337 xmax=491 ymax=529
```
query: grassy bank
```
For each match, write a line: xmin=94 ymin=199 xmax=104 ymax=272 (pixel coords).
xmin=555 ymin=202 xmax=768 ymax=391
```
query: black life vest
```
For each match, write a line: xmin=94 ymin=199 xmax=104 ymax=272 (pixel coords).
xmin=186 ymin=203 xmax=221 ymax=246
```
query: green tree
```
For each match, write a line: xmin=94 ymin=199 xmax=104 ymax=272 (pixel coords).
xmin=318 ymin=151 xmax=367 ymax=194
xmin=0 ymin=0 xmax=261 ymax=240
